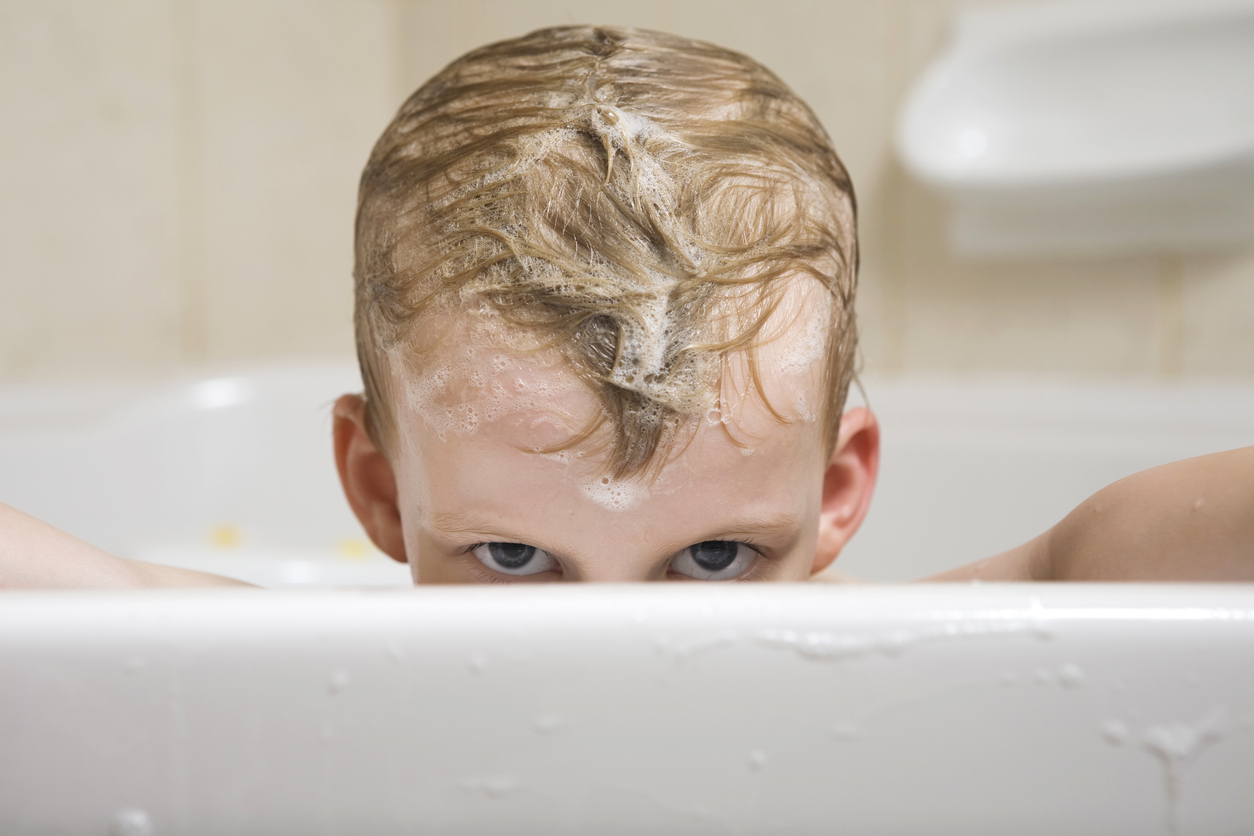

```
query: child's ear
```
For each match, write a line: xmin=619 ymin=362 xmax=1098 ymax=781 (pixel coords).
xmin=812 ymin=407 xmax=880 ymax=576
xmin=333 ymin=395 xmax=407 ymax=564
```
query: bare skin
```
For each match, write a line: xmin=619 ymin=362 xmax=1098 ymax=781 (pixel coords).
xmin=334 ymin=308 xmax=880 ymax=584
xmin=931 ymin=446 xmax=1254 ymax=583
xmin=0 ymin=502 xmax=252 ymax=589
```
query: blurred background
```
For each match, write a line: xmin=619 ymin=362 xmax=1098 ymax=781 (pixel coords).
xmin=3 ymin=0 xmax=1252 ymax=387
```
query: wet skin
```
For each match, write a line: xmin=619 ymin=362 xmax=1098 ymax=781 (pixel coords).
xmin=334 ymin=305 xmax=880 ymax=585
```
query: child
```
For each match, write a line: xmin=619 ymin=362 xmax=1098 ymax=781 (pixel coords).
xmin=2 ymin=25 xmax=1251 ymax=588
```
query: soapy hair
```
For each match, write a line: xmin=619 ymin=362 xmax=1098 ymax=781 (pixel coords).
xmin=354 ymin=25 xmax=858 ymax=477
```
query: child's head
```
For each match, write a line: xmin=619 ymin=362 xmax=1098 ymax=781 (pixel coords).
xmin=334 ymin=25 xmax=879 ymax=583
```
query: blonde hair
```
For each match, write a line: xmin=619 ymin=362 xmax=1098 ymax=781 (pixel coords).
xmin=354 ymin=25 xmax=858 ymax=477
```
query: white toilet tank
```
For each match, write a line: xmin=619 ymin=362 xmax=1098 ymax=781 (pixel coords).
xmin=895 ymin=0 xmax=1254 ymax=256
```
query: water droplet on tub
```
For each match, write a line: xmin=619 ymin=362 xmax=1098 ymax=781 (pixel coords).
xmin=462 ymin=775 xmax=520 ymax=798
xmin=1102 ymin=720 xmax=1130 ymax=746
xmin=385 ymin=640 xmax=406 ymax=663
xmin=109 ymin=808 xmax=153 ymax=836
xmin=328 ymin=669 xmax=350 ymax=694
xmin=124 ymin=657 xmax=147 ymax=675
xmin=831 ymin=722 xmax=862 ymax=742
xmin=748 ymin=749 xmax=767 ymax=771
xmin=532 ymin=714 xmax=563 ymax=736
xmin=1034 ymin=668 xmax=1055 ymax=686
xmin=468 ymin=653 xmax=488 ymax=674
xmin=1000 ymin=669 xmax=1018 ymax=686
xmin=877 ymin=630 xmax=917 ymax=657
xmin=1142 ymin=709 xmax=1229 ymax=835
xmin=1028 ymin=598 xmax=1057 ymax=640
xmin=1058 ymin=664 xmax=1085 ymax=689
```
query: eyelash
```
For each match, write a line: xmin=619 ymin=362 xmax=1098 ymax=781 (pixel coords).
xmin=712 ymin=540 xmax=771 ymax=583
xmin=463 ymin=540 xmax=770 ymax=582
xmin=462 ymin=545 xmax=558 ymax=584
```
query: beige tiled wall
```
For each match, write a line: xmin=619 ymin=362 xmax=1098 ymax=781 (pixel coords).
xmin=2 ymin=0 xmax=1251 ymax=384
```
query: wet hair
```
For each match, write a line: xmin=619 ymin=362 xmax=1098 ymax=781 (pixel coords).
xmin=354 ymin=25 xmax=858 ymax=477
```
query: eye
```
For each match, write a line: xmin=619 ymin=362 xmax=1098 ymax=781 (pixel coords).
xmin=670 ymin=541 xmax=758 ymax=581
xmin=471 ymin=542 xmax=559 ymax=576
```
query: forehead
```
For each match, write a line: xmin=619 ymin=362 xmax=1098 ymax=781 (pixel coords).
xmin=386 ymin=279 xmax=830 ymax=464
xmin=381 ymin=295 xmax=832 ymax=569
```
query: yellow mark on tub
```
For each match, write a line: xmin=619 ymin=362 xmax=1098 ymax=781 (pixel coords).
xmin=208 ymin=524 xmax=242 ymax=549
xmin=336 ymin=538 xmax=373 ymax=560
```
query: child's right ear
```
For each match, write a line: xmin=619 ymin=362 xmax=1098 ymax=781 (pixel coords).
xmin=332 ymin=395 xmax=407 ymax=564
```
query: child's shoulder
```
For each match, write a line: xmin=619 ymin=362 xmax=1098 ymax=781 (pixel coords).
xmin=925 ymin=446 xmax=1254 ymax=583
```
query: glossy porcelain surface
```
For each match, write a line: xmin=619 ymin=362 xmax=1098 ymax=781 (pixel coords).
xmin=3 ymin=585 xmax=1252 ymax=834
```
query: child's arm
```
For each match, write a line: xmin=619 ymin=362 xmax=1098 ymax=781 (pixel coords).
xmin=0 ymin=502 xmax=252 ymax=589
xmin=929 ymin=446 xmax=1254 ymax=582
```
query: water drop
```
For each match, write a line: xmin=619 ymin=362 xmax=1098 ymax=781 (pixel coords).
xmin=831 ymin=722 xmax=861 ymax=742
xmin=748 ymin=749 xmax=767 ymax=771
xmin=1102 ymin=720 xmax=1130 ymax=747
xmin=1034 ymin=668 xmax=1054 ymax=686
xmin=468 ymin=653 xmax=488 ymax=674
xmin=463 ymin=775 xmax=519 ymax=798
xmin=532 ymin=714 xmax=563 ymax=736
xmin=109 ymin=808 xmax=153 ymax=836
xmin=1058 ymin=664 xmax=1085 ymax=689
xmin=328 ymin=669 xmax=350 ymax=695
xmin=877 ymin=630 xmax=917 ymax=657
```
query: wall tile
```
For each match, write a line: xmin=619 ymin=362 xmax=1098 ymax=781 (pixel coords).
xmin=1181 ymin=250 xmax=1254 ymax=377
xmin=0 ymin=0 xmax=182 ymax=382
xmin=894 ymin=182 xmax=1165 ymax=376
xmin=193 ymin=0 xmax=396 ymax=363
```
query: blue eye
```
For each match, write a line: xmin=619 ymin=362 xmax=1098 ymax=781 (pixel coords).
xmin=671 ymin=541 xmax=757 ymax=581
xmin=472 ymin=542 xmax=559 ymax=576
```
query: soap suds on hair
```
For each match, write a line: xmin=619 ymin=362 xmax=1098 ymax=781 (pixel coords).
xmin=776 ymin=291 xmax=831 ymax=378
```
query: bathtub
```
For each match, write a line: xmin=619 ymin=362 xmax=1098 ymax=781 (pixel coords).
xmin=2 ymin=365 xmax=1253 ymax=833
xmin=3 ymin=585 xmax=1253 ymax=834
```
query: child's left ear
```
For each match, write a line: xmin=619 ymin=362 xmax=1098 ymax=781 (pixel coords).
xmin=812 ymin=407 xmax=880 ymax=576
